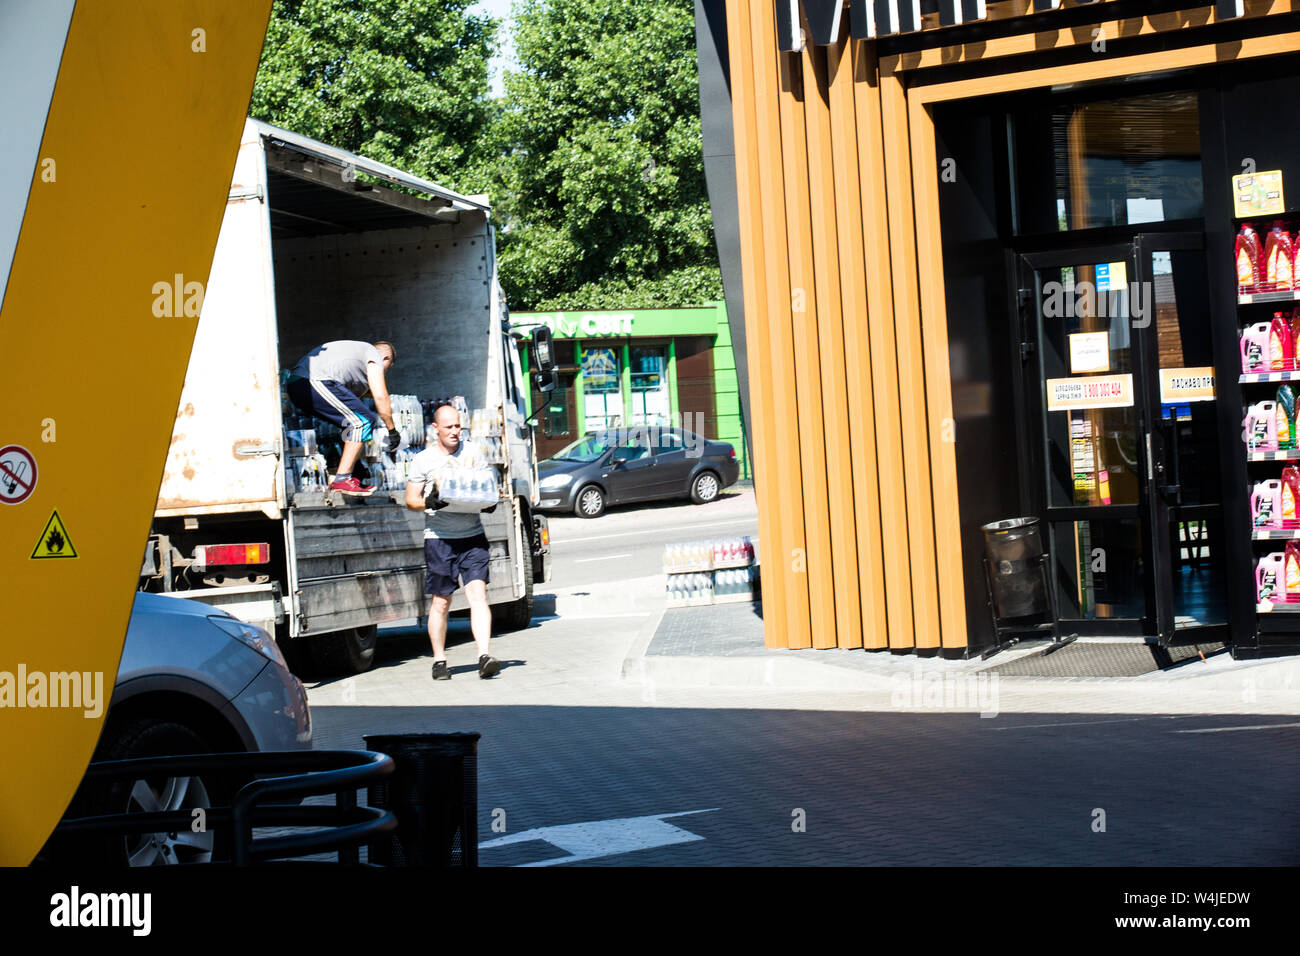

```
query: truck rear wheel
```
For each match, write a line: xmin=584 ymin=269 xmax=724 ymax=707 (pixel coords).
xmin=309 ymin=624 xmax=378 ymax=675
xmin=493 ymin=531 xmax=535 ymax=633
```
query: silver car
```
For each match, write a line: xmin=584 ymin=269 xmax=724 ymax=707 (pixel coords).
xmin=51 ymin=592 xmax=311 ymax=865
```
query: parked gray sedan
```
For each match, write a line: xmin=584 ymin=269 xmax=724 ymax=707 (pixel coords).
xmin=536 ymin=427 xmax=740 ymax=518
xmin=52 ymin=592 xmax=311 ymax=865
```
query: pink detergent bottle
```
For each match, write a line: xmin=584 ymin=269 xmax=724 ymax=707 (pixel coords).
xmin=1253 ymin=479 xmax=1283 ymax=528
xmin=1242 ymin=322 xmax=1272 ymax=372
xmin=1244 ymin=401 xmax=1279 ymax=450
xmin=1258 ymin=552 xmax=1286 ymax=603
xmin=1237 ymin=317 xmax=1268 ymax=369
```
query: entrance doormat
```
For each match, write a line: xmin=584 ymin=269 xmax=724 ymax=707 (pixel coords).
xmin=983 ymin=640 xmax=1226 ymax=679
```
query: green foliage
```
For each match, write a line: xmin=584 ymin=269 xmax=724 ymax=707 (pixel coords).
xmin=495 ymin=0 xmax=722 ymax=310
xmin=250 ymin=0 xmax=723 ymax=310
xmin=250 ymin=0 xmax=497 ymax=194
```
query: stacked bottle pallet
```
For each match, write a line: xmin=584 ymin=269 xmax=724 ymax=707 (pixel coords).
xmin=663 ymin=537 xmax=759 ymax=607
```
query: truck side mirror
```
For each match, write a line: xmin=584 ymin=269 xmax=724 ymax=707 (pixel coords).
xmin=531 ymin=326 xmax=557 ymax=374
xmin=532 ymin=369 xmax=557 ymax=395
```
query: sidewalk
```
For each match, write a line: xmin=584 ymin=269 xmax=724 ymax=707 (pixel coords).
xmin=620 ymin=598 xmax=1300 ymax=716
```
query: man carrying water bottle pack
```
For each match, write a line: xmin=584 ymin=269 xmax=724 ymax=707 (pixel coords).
xmin=405 ymin=401 xmax=499 ymax=680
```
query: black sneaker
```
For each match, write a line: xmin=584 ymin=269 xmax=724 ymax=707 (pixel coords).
xmin=431 ymin=660 xmax=451 ymax=681
xmin=478 ymin=654 xmax=500 ymax=679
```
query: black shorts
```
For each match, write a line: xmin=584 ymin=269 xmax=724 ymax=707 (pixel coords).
xmin=424 ymin=534 xmax=490 ymax=596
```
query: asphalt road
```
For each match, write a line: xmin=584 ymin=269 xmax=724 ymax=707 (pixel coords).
xmin=542 ymin=484 xmax=760 ymax=587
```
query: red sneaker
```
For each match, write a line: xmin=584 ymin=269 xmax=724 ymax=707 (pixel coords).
xmin=329 ymin=476 xmax=376 ymax=496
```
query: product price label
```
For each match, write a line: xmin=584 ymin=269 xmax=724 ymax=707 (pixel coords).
xmin=1234 ymin=170 xmax=1285 ymax=218
xmin=1159 ymin=367 xmax=1216 ymax=404
xmin=1046 ymin=374 xmax=1134 ymax=411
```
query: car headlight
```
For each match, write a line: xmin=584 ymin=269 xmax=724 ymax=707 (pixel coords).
xmin=208 ymin=615 xmax=287 ymax=668
xmin=539 ymin=473 xmax=574 ymax=490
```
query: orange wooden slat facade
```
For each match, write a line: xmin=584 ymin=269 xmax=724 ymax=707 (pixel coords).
xmin=724 ymin=1 xmax=1300 ymax=653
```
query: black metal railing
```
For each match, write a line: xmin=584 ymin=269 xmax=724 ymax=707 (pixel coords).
xmin=51 ymin=750 xmax=396 ymax=866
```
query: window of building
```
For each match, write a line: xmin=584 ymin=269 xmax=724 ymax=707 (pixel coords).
xmin=582 ymin=345 xmax=622 ymax=432
xmin=630 ymin=345 xmax=670 ymax=426
xmin=1013 ymin=90 xmax=1202 ymax=235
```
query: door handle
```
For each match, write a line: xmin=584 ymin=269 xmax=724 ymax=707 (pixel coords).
xmin=1145 ymin=433 xmax=1154 ymax=482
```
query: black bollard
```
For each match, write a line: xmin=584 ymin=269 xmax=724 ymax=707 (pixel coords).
xmin=363 ymin=732 xmax=480 ymax=867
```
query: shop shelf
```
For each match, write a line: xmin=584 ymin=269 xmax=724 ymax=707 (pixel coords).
xmin=1246 ymin=450 xmax=1300 ymax=461
xmin=1251 ymin=528 xmax=1300 ymax=540
xmin=1255 ymin=600 xmax=1300 ymax=613
xmin=1238 ymin=289 xmax=1300 ymax=305
xmin=1239 ymin=370 xmax=1300 ymax=383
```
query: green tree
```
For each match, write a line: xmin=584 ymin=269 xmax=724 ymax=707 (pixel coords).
xmin=250 ymin=0 xmax=497 ymax=194
xmin=496 ymin=0 xmax=722 ymax=310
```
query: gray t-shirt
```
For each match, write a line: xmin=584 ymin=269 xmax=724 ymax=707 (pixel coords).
xmin=408 ymin=441 xmax=485 ymax=540
xmin=290 ymin=341 xmax=383 ymax=393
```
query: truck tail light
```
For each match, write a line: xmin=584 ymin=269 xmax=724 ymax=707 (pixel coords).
xmin=193 ymin=543 xmax=269 ymax=571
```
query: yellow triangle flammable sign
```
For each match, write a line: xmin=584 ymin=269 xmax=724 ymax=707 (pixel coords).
xmin=30 ymin=509 xmax=78 ymax=560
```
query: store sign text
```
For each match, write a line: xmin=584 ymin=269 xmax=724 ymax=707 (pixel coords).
xmin=777 ymin=1 xmax=1244 ymax=49
xmin=1159 ymin=367 xmax=1216 ymax=404
xmin=534 ymin=313 xmax=634 ymax=339
xmin=1046 ymin=374 xmax=1134 ymax=411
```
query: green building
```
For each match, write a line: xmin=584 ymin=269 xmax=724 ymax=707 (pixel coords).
xmin=513 ymin=300 xmax=749 ymax=478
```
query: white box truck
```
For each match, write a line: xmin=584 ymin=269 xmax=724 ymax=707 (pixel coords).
xmin=140 ymin=119 xmax=552 ymax=674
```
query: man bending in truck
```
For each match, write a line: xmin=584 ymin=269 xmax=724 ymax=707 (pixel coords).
xmin=404 ymin=402 xmax=499 ymax=680
xmin=286 ymin=340 xmax=401 ymax=496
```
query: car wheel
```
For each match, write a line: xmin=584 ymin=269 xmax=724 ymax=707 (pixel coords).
xmin=690 ymin=470 xmax=721 ymax=504
xmin=97 ymin=718 xmax=222 ymax=866
xmin=310 ymin=624 xmax=378 ymax=675
xmin=574 ymin=484 xmax=606 ymax=518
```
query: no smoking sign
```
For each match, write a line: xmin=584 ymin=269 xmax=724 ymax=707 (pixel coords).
xmin=0 ymin=445 xmax=38 ymax=505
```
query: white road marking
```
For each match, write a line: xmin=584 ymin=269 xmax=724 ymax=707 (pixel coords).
xmin=531 ymin=612 xmax=652 ymax=620
xmin=987 ymin=716 xmax=1163 ymax=731
xmin=479 ymin=809 xmax=719 ymax=866
xmin=556 ymin=517 xmax=758 ymax=545
xmin=574 ymin=553 xmax=632 ymax=562
xmin=1173 ymin=722 xmax=1300 ymax=734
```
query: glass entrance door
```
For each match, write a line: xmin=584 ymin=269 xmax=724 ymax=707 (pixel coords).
xmin=1019 ymin=233 xmax=1226 ymax=643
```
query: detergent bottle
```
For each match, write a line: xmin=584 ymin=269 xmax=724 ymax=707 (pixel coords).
xmin=1266 ymin=224 xmax=1296 ymax=290
xmin=1253 ymin=479 xmax=1283 ymax=528
xmin=1257 ymin=552 xmax=1286 ymax=602
xmin=1242 ymin=322 xmax=1272 ymax=372
xmin=1269 ymin=312 xmax=1294 ymax=370
xmin=1286 ymin=540 xmax=1300 ymax=602
xmin=1244 ymin=401 xmax=1279 ymax=450
xmin=1237 ymin=222 xmax=1264 ymax=292
xmin=1266 ymin=223 xmax=1288 ymax=289
xmin=1282 ymin=466 xmax=1300 ymax=528
xmin=1278 ymin=384 xmax=1297 ymax=448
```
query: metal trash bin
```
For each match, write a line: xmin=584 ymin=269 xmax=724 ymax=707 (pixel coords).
xmin=980 ymin=517 xmax=1047 ymax=618
xmin=364 ymin=732 xmax=480 ymax=867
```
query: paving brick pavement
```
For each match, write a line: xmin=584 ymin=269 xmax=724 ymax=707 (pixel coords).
xmin=308 ymin=702 xmax=1299 ymax=866
xmin=299 ymin=576 xmax=1300 ymax=865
